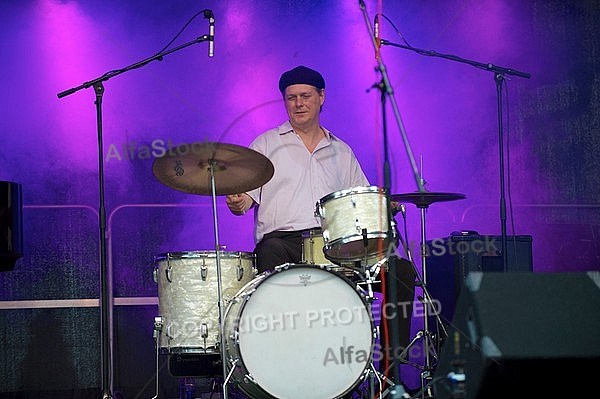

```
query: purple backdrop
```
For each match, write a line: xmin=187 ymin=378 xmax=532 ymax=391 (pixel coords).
xmin=1 ymin=0 xmax=599 ymax=396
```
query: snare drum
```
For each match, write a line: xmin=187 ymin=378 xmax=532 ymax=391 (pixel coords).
xmin=316 ymin=186 xmax=392 ymax=263
xmin=154 ymin=250 xmax=255 ymax=353
xmin=302 ymin=228 xmax=359 ymax=277
xmin=223 ymin=264 xmax=375 ymax=399
xmin=301 ymin=228 xmax=329 ymax=265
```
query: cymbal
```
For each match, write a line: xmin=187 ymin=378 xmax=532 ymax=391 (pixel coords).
xmin=152 ymin=142 xmax=274 ymax=195
xmin=391 ymin=191 xmax=466 ymax=208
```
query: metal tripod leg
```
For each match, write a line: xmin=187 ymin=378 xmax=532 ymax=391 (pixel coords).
xmin=365 ymin=362 xmax=411 ymax=399
xmin=151 ymin=317 xmax=163 ymax=399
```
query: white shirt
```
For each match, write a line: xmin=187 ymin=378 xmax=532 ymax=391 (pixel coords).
xmin=247 ymin=121 xmax=369 ymax=243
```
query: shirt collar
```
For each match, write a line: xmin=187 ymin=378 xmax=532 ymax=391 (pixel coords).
xmin=276 ymin=120 xmax=336 ymax=141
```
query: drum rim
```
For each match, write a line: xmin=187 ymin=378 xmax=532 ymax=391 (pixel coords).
xmin=318 ymin=185 xmax=387 ymax=204
xmin=324 ymin=233 xmax=391 ymax=262
xmin=165 ymin=346 xmax=220 ymax=354
xmin=301 ymin=227 xmax=323 ymax=238
xmin=153 ymin=250 xmax=255 ymax=261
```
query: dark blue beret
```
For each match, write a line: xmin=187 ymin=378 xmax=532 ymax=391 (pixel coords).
xmin=278 ymin=65 xmax=325 ymax=93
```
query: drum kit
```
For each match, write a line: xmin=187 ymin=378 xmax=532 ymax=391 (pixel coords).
xmin=149 ymin=141 xmax=465 ymax=399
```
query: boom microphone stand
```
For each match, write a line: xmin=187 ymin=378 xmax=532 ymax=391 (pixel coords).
xmin=379 ymin=39 xmax=530 ymax=272
xmin=57 ymin=20 xmax=214 ymax=398
xmin=375 ymin=22 xmax=530 ymax=399
xmin=358 ymin=1 xmax=425 ymax=397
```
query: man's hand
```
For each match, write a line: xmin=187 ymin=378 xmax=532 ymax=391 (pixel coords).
xmin=226 ymin=193 xmax=254 ymax=215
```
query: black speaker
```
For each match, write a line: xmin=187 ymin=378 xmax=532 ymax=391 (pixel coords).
xmin=433 ymin=271 xmax=600 ymax=398
xmin=427 ymin=233 xmax=533 ymax=325
xmin=0 ymin=181 xmax=23 ymax=271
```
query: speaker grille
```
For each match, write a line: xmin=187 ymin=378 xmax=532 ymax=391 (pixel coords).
xmin=433 ymin=271 xmax=600 ymax=398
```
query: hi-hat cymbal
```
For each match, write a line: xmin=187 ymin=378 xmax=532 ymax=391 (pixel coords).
xmin=391 ymin=191 xmax=466 ymax=208
xmin=152 ymin=142 xmax=274 ymax=195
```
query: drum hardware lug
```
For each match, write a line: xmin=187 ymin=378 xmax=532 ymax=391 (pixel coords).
xmin=314 ymin=202 xmax=322 ymax=218
xmin=237 ymin=265 xmax=244 ymax=281
xmin=275 ymin=263 xmax=291 ymax=272
xmin=152 ymin=268 xmax=158 ymax=283
xmin=231 ymin=330 xmax=240 ymax=344
xmin=166 ymin=322 xmax=175 ymax=340
xmin=244 ymin=373 xmax=257 ymax=384
xmin=201 ymin=265 xmax=207 ymax=281
xmin=351 ymin=195 xmax=357 ymax=207
xmin=202 ymin=325 xmax=209 ymax=352
xmin=153 ymin=316 xmax=163 ymax=339
xmin=355 ymin=219 xmax=362 ymax=232
xmin=164 ymin=256 xmax=173 ymax=283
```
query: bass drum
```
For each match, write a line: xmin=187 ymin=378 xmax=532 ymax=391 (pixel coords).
xmin=223 ymin=264 xmax=375 ymax=399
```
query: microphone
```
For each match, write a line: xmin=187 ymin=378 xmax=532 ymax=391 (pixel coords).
xmin=204 ymin=9 xmax=215 ymax=57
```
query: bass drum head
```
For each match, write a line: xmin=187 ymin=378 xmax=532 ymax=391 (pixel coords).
xmin=225 ymin=265 xmax=374 ymax=399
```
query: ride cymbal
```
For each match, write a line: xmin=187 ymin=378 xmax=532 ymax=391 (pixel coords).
xmin=391 ymin=191 xmax=466 ymax=208
xmin=152 ymin=142 xmax=274 ymax=195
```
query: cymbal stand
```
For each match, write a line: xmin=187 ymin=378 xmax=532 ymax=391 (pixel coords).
xmin=416 ymin=204 xmax=435 ymax=396
xmin=358 ymin=255 xmax=403 ymax=399
xmin=150 ymin=317 xmax=163 ymax=399
xmin=397 ymin=202 xmax=448 ymax=399
xmin=207 ymin=159 xmax=231 ymax=399
xmin=395 ymin=208 xmax=448 ymax=367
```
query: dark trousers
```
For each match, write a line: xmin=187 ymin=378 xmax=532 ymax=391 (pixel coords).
xmin=253 ymin=230 xmax=304 ymax=274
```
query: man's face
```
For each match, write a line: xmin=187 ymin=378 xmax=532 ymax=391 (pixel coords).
xmin=283 ymin=84 xmax=325 ymax=129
